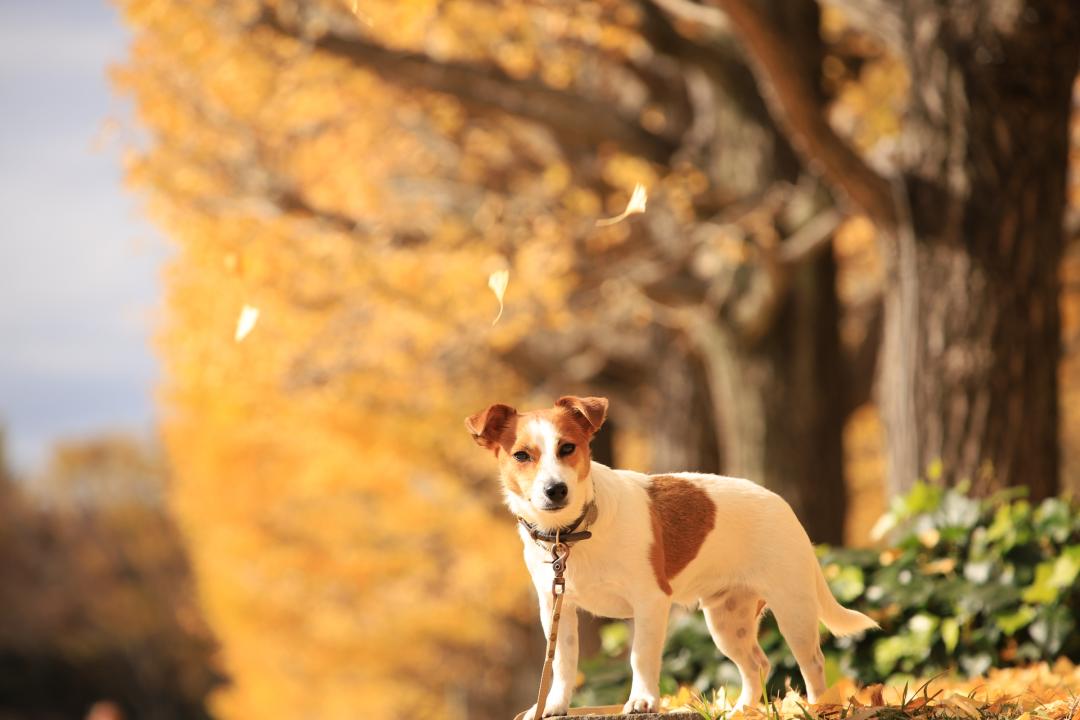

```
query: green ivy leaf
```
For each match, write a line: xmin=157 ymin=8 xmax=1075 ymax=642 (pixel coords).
xmin=600 ymin=621 xmax=630 ymax=656
xmin=908 ymin=613 xmax=939 ymax=641
xmin=959 ymin=652 xmax=992 ymax=677
xmin=1034 ymin=498 xmax=1072 ymax=543
xmin=1029 ymin=605 xmax=1075 ymax=655
xmin=903 ymin=482 xmax=944 ymax=517
xmin=823 ymin=654 xmax=842 ymax=687
xmin=994 ymin=606 xmax=1037 ymax=636
xmin=829 ymin=565 xmax=865 ymax=604
xmin=1021 ymin=546 xmax=1080 ymax=604
xmin=873 ymin=635 xmax=908 ymax=676
xmin=941 ymin=617 xmax=960 ymax=652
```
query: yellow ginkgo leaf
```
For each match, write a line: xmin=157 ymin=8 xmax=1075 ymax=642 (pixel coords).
xmin=488 ymin=269 xmax=509 ymax=326
xmin=596 ymin=183 xmax=648 ymax=227
xmin=234 ymin=304 xmax=260 ymax=342
xmin=944 ymin=695 xmax=984 ymax=720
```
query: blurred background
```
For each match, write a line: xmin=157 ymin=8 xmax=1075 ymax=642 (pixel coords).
xmin=0 ymin=0 xmax=1078 ymax=719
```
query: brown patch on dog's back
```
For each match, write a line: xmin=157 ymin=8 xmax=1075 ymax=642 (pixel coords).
xmin=646 ymin=475 xmax=716 ymax=595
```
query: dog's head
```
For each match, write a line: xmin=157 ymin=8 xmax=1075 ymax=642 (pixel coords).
xmin=465 ymin=396 xmax=608 ymax=529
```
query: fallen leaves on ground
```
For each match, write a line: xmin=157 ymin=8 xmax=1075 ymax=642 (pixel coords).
xmin=661 ymin=661 xmax=1080 ymax=720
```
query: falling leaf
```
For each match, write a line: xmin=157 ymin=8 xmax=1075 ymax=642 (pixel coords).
xmin=595 ymin=183 xmax=648 ymax=226
xmin=234 ymin=304 xmax=260 ymax=342
xmin=488 ymin=269 xmax=509 ymax=326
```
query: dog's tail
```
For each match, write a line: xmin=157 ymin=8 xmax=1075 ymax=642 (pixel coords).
xmin=814 ymin=557 xmax=879 ymax=637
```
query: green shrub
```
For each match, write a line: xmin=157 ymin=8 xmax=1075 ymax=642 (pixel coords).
xmin=577 ymin=483 xmax=1080 ymax=706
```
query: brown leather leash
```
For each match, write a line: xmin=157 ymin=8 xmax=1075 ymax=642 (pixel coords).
xmin=513 ymin=531 xmax=624 ymax=720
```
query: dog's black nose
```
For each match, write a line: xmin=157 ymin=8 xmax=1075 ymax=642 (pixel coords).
xmin=544 ymin=481 xmax=568 ymax=503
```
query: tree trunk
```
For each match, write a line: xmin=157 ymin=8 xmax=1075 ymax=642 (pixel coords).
xmin=649 ymin=338 xmax=723 ymax=474
xmin=686 ymin=0 xmax=847 ymax=543
xmin=880 ymin=0 xmax=1078 ymax=499
xmin=694 ymin=248 xmax=847 ymax=544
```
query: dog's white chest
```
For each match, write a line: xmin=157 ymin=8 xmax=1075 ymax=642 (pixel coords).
xmin=523 ymin=538 xmax=639 ymax=618
xmin=567 ymin=579 xmax=634 ymax=618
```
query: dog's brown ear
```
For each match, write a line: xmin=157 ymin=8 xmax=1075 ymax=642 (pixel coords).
xmin=556 ymin=396 xmax=608 ymax=436
xmin=465 ymin=403 xmax=517 ymax=452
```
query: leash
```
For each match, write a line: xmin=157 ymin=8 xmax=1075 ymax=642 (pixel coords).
xmin=513 ymin=508 xmax=625 ymax=720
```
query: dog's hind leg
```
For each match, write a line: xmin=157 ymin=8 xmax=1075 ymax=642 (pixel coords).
xmin=702 ymin=590 xmax=769 ymax=710
xmin=766 ymin=591 xmax=827 ymax=703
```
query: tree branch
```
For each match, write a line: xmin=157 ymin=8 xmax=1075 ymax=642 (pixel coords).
xmin=778 ymin=207 xmax=843 ymax=264
xmin=701 ymin=0 xmax=898 ymax=228
xmin=258 ymin=12 xmax=677 ymax=163
xmin=639 ymin=0 xmax=775 ymax=130
xmin=650 ymin=0 xmax=731 ymax=31
xmin=660 ymin=0 xmax=903 ymax=57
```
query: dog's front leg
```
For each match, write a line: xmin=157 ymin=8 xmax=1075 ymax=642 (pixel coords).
xmin=523 ymin=590 xmax=579 ymax=720
xmin=624 ymin=598 xmax=671 ymax=714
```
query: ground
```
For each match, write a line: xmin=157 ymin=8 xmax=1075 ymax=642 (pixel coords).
xmin=581 ymin=661 xmax=1080 ymax=720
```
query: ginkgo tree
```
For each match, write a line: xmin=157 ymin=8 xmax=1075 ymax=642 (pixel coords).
xmin=116 ymin=2 xmax=848 ymax=716
xmin=120 ymin=0 xmax=879 ymax=542
xmin=116 ymin=0 xmax=1078 ymax=718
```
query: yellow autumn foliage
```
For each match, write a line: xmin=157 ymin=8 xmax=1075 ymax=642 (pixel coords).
xmin=116 ymin=2 xmax=1080 ymax=720
xmin=113 ymin=1 xmax=669 ymax=717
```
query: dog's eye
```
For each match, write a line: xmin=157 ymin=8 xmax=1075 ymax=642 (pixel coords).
xmin=558 ymin=443 xmax=576 ymax=457
xmin=513 ymin=451 xmax=531 ymax=463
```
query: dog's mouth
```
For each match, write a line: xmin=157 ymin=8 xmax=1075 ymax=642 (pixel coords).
xmin=537 ymin=500 xmax=569 ymax=512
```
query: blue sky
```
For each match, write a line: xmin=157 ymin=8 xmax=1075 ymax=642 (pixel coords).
xmin=0 ymin=1 xmax=166 ymax=474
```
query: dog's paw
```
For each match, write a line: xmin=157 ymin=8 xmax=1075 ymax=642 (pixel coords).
xmin=732 ymin=697 xmax=756 ymax=713
xmin=542 ymin=701 xmax=569 ymax=718
xmin=521 ymin=700 xmax=570 ymax=720
xmin=622 ymin=694 xmax=658 ymax=714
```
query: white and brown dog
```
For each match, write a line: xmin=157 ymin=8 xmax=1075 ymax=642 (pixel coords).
xmin=466 ymin=396 xmax=877 ymax=718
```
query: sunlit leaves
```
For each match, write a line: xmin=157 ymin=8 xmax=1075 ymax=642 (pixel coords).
xmin=118 ymin=1 xmax=560 ymax=716
xmin=113 ymin=0 xmax=823 ymax=717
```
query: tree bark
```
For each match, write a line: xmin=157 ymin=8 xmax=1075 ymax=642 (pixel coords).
xmin=879 ymin=0 xmax=1078 ymax=499
xmin=679 ymin=0 xmax=847 ymax=543
xmin=691 ymin=248 xmax=847 ymax=544
xmin=649 ymin=338 xmax=723 ymax=474
xmin=705 ymin=0 xmax=1077 ymax=501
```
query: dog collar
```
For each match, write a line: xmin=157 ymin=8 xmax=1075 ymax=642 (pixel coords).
xmin=518 ymin=501 xmax=597 ymax=544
